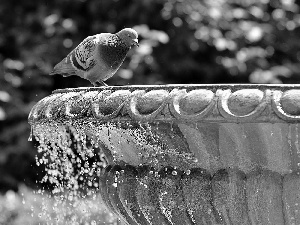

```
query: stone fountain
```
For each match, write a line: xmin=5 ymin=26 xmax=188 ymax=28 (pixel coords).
xmin=28 ymin=84 xmax=300 ymax=225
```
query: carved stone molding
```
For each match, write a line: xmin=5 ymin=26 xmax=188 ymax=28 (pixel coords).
xmin=28 ymin=84 xmax=300 ymax=124
xmin=29 ymin=85 xmax=300 ymax=174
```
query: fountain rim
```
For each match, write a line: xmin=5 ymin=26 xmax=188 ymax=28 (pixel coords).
xmin=29 ymin=83 xmax=300 ymax=124
xmin=52 ymin=83 xmax=300 ymax=94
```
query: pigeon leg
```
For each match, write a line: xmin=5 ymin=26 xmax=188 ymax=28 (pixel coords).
xmin=92 ymin=81 xmax=108 ymax=87
xmin=98 ymin=80 xmax=108 ymax=86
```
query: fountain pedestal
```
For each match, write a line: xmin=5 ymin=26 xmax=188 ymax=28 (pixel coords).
xmin=29 ymin=85 xmax=300 ymax=225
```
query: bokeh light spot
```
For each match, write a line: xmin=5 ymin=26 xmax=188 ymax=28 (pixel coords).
xmin=118 ymin=69 xmax=133 ymax=79
xmin=172 ymin=17 xmax=183 ymax=27
xmin=63 ymin=39 xmax=73 ymax=48
xmin=0 ymin=91 xmax=11 ymax=102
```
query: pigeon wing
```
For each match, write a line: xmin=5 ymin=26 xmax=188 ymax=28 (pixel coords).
xmin=49 ymin=57 xmax=77 ymax=77
xmin=49 ymin=35 xmax=98 ymax=77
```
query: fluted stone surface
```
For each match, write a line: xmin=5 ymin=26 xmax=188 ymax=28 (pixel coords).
xmin=101 ymin=165 xmax=300 ymax=225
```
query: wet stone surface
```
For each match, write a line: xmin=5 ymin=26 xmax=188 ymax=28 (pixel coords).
xmin=30 ymin=119 xmax=300 ymax=224
xmin=101 ymin=164 xmax=300 ymax=225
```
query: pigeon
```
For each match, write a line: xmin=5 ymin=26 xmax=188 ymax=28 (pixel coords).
xmin=49 ymin=28 xmax=139 ymax=86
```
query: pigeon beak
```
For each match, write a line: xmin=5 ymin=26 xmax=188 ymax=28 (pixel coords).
xmin=132 ymin=39 xmax=139 ymax=47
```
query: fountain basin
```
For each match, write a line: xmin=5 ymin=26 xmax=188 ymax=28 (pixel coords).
xmin=29 ymin=84 xmax=300 ymax=225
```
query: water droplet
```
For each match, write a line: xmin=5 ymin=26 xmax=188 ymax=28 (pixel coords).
xmin=170 ymin=122 xmax=174 ymax=132
xmin=28 ymin=126 xmax=33 ymax=141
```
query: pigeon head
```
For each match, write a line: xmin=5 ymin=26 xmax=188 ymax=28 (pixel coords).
xmin=116 ymin=28 xmax=139 ymax=48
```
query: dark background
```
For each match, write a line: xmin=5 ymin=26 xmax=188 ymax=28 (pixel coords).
xmin=1 ymin=0 xmax=300 ymax=192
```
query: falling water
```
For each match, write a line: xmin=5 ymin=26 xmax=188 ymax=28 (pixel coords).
xmin=30 ymin=118 xmax=198 ymax=224
xmin=30 ymin=120 xmax=114 ymax=224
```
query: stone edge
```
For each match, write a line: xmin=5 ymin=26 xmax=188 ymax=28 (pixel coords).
xmin=28 ymin=85 xmax=300 ymax=124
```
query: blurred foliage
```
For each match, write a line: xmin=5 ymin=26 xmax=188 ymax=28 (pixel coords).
xmin=1 ymin=0 xmax=300 ymax=192
xmin=0 ymin=186 xmax=119 ymax=224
